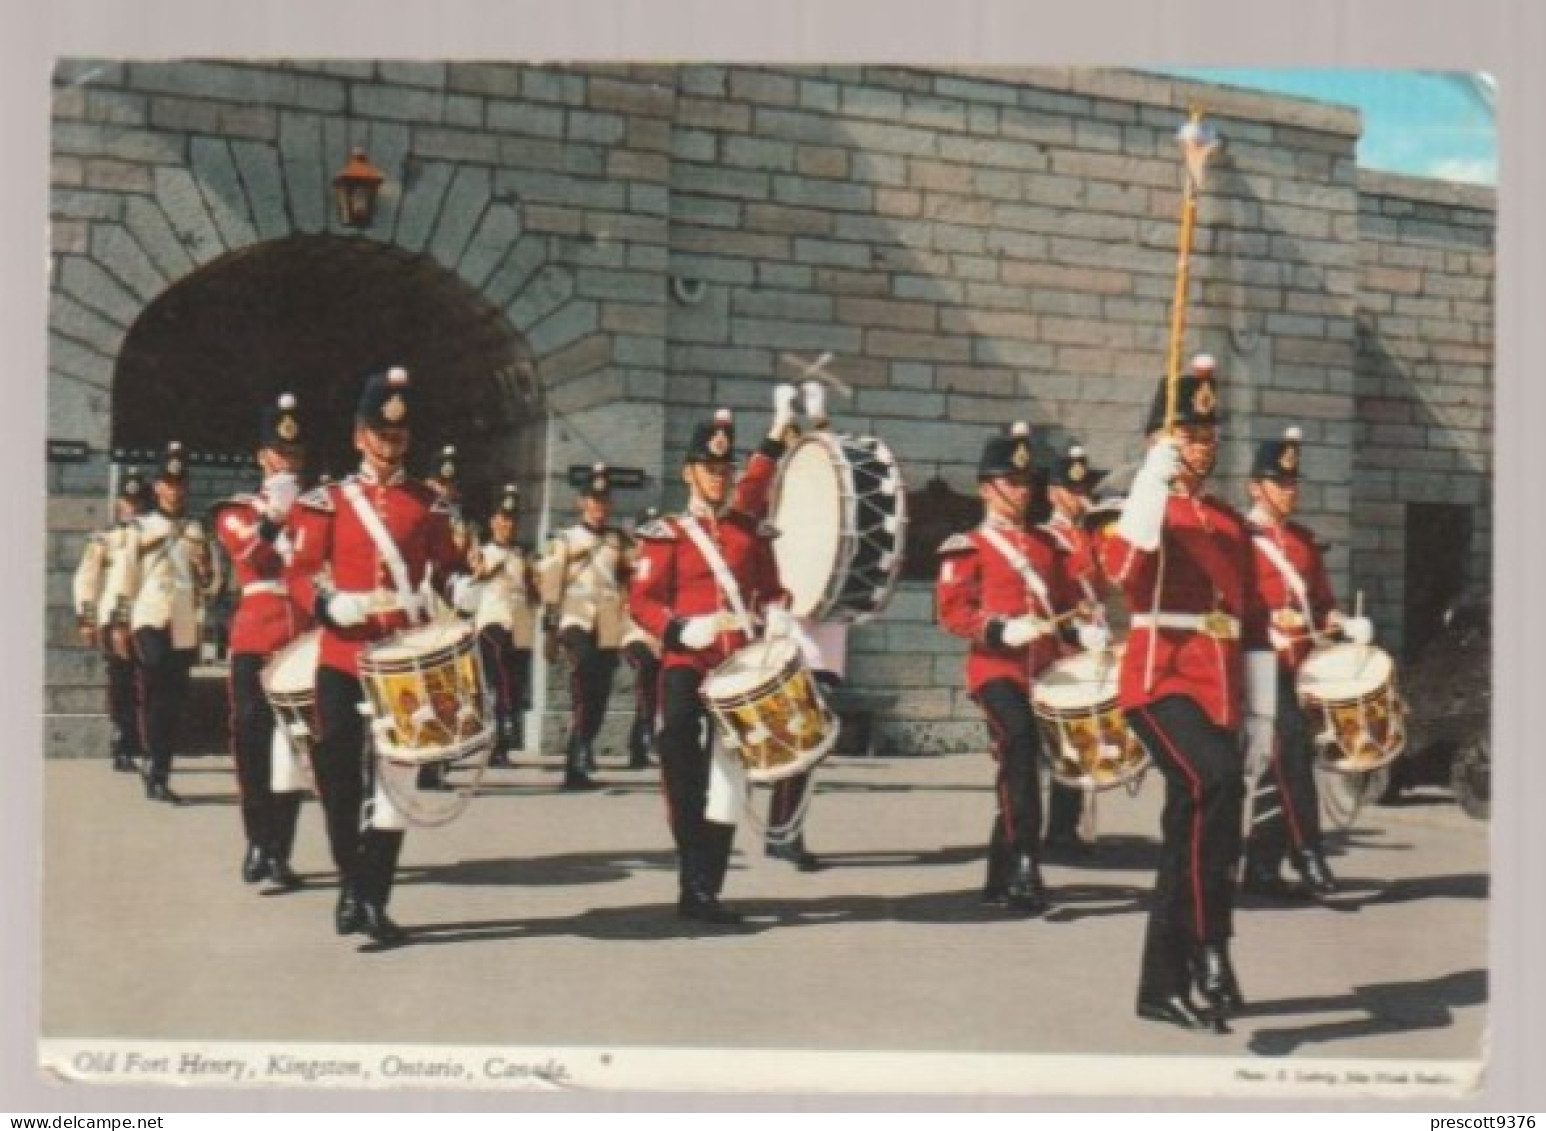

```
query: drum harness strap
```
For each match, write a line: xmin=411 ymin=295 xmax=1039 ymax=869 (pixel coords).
xmin=978 ymin=526 xmax=1056 ymax=639
xmin=679 ymin=515 xmax=756 ymax=636
xmin=341 ymin=482 xmax=428 ymax=625
xmin=1251 ymin=528 xmax=1317 ymax=654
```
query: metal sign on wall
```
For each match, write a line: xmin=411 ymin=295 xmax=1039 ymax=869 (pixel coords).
xmin=565 ymin=465 xmax=647 ymax=489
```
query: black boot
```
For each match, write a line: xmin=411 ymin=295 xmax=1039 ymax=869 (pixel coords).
xmin=110 ymin=727 xmax=137 ymax=773
xmin=627 ymin=719 xmax=653 ymax=769
xmin=766 ymin=834 xmax=822 ymax=872
xmin=1293 ymin=847 xmax=1339 ymax=896
xmin=145 ymin=777 xmax=183 ymax=805
xmin=335 ymin=884 xmax=364 ymax=936
xmin=358 ymin=901 xmax=407 ymax=945
xmin=265 ymin=797 xmax=302 ymax=888
xmin=980 ymin=820 xmax=1011 ymax=906
xmin=1004 ymin=852 xmax=1049 ymax=917
xmin=242 ymin=843 xmax=267 ymax=884
xmin=1191 ymin=942 xmax=1244 ymax=1017
xmin=1136 ymin=992 xmax=1216 ymax=1031
xmin=562 ymin=734 xmax=598 ymax=790
xmin=489 ymin=714 xmax=516 ymax=768
xmin=1241 ymin=848 xmax=1306 ymax=900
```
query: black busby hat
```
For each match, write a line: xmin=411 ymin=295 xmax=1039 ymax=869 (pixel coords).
xmin=1047 ymin=443 xmax=1102 ymax=493
xmin=356 ymin=366 xmax=413 ymax=429
xmin=491 ymin=483 xmax=520 ymax=518
xmin=118 ymin=466 xmax=147 ymax=502
xmin=1251 ymin=426 xmax=1304 ymax=483
xmin=259 ymin=392 xmax=303 ymax=450
xmin=156 ymin=441 xmax=189 ymax=484
xmin=685 ymin=409 xmax=737 ymax=465
xmin=978 ymin=421 xmax=1034 ymax=482
xmin=1144 ymin=353 xmax=1221 ymax=434
xmin=579 ymin=462 xmax=613 ymax=498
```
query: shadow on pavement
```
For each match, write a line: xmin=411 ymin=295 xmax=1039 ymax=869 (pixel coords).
xmin=1243 ymin=967 xmax=1486 ymax=1056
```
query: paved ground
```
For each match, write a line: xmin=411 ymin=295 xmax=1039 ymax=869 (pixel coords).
xmin=40 ymin=747 xmax=1488 ymax=1098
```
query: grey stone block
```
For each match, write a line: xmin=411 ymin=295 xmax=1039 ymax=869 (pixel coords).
xmin=507 ymin=263 xmax=576 ymax=330
xmin=50 ymin=292 xmax=127 ymax=354
xmin=394 ymin=160 xmax=455 ymax=253
xmin=51 ymin=190 xmax=121 ymax=223
xmin=50 ymin=333 xmax=113 ymax=388
xmin=53 ymin=121 xmax=184 ymax=166
xmin=457 ymin=203 xmax=524 ymax=291
xmin=192 ymin=137 xmax=259 ymax=251
xmin=88 ymin=225 xmax=166 ymax=305
xmin=486 ymin=99 xmax=567 ymax=138
xmin=352 ymin=83 xmax=445 ymax=125
xmin=276 ymin=112 xmax=326 ymax=235
xmin=428 ymin=165 xmax=493 ymax=271
xmin=58 ymin=254 xmax=143 ymax=327
xmin=229 ymin=140 xmax=290 ymax=242
xmin=526 ymin=299 xmax=600 ymax=357
xmin=379 ymin=61 xmax=447 ymax=89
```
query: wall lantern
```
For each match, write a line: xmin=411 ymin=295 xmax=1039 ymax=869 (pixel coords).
xmin=332 ymin=147 xmax=385 ymax=229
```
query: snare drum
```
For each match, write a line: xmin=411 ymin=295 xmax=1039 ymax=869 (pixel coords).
xmin=1031 ymin=647 xmax=1149 ymax=791
xmin=261 ymin=628 xmax=322 ymax=789
xmin=770 ymin=432 xmax=907 ymax=624
xmin=1296 ymin=643 xmax=1407 ymax=774
xmin=358 ymin=619 xmax=494 ymax=766
xmin=701 ymin=637 xmax=839 ymax=784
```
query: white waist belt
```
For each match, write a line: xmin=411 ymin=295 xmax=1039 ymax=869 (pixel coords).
xmin=243 ymin=581 xmax=288 ymax=597
xmin=1130 ymin=611 xmax=1240 ymax=639
xmin=336 ymin=588 xmax=414 ymax=614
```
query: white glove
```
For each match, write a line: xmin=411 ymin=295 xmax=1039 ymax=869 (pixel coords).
xmin=262 ymin=472 xmax=300 ymax=522
xmin=1340 ymin=615 xmax=1374 ymax=645
xmin=800 ymin=379 xmax=828 ymax=425
xmin=1077 ymin=623 xmax=1111 ymax=653
xmin=451 ymin=576 xmax=483 ymax=615
xmin=1000 ymin=615 xmax=1041 ymax=648
xmin=765 ymin=606 xmax=795 ymax=640
xmin=1243 ymin=714 xmax=1275 ymax=781
xmin=1141 ymin=436 xmax=1182 ymax=484
xmin=326 ymin=592 xmax=372 ymax=628
xmin=678 ymin=615 xmax=720 ymax=651
xmin=770 ymin=382 xmax=799 ymax=437
xmin=1115 ymin=438 xmax=1180 ymax=552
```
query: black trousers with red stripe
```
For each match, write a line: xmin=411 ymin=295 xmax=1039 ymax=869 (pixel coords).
xmin=104 ymin=646 xmax=143 ymax=757
xmin=133 ymin=627 xmax=195 ymax=785
xmin=1246 ymin=671 xmax=1322 ymax=869
xmin=974 ymin=679 xmax=1046 ymax=858
xmin=228 ymin=653 xmax=303 ymax=861
xmin=622 ymin=641 xmax=660 ymax=735
xmin=478 ymin=624 xmax=532 ymax=721
xmin=658 ymin=666 xmax=735 ymax=899
xmin=558 ymin=627 xmax=618 ymax=747
xmin=1126 ymin=696 xmax=1245 ymax=998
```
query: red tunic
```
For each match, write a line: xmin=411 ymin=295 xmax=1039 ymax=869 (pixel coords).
xmin=1039 ymin=513 xmax=1106 ymax=605
xmin=212 ymin=494 xmax=313 ymax=656
xmin=1099 ymin=492 xmax=1269 ymax=729
xmin=285 ymin=471 xmax=464 ymax=677
xmin=936 ymin=519 xmax=1078 ymax=695
xmin=1248 ymin=516 xmax=1339 ymax=675
xmin=629 ymin=448 xmax=786 ymax=676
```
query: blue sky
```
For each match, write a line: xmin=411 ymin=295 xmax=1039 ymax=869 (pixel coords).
xmin=1154 ymin=69 xmax=1497 ymax=186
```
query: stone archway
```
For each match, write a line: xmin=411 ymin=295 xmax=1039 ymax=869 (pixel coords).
xmin=111 ymin=234 xmax=542 ymax=512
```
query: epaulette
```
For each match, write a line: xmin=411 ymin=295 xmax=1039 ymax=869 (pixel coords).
xmin=636 ymin=518 xmax=678 ymax=542
xmin=296 ymin=485 xmax=335 ymax=513
xmin=938 ymin=533 xmax=976 ymax=555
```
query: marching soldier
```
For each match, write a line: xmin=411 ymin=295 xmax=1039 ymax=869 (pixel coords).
xmin=72 ymin=467 xmax=148 ymax=773
xmin=1039 ymin=443 xmax=1109 ymax=856
xmin=537 ymin=463 xmax=633 ymax=789
xmin=937 ymin=422 xmax=1104 ymax=917
xmin=629 ymin=391 xmax=795 ymax=924
xmin=116 ymin=442 xmax=222 ymax=803
xmin=1097 ymin=354 xmax=1267 ymax=1031
xmin=620 ymin=508 xmax=663 ymax=771
xmin=211 ymin=393 xmax=312 ymax=890
xmin=468 ymin=484 xmax=540 ymax=767
xmin=286 ymin=367 xmax=467 ymax=945
xmin=1241 ymin=427 xmax=1374 ymax=899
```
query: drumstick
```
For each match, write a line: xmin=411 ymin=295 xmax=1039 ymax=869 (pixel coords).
xmin=780 ymin=352 xmax=853 ymax=399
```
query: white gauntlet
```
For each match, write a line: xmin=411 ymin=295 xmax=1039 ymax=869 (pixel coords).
xmin=1115 ymin=439 xmax=1180 ymax=552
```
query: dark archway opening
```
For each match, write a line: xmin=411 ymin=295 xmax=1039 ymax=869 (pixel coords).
xmin=112 ymin=235 xmax=540 ymax=508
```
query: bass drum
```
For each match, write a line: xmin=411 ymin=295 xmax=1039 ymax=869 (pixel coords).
xmin=770 ymin=432 xmax=907 ymax=624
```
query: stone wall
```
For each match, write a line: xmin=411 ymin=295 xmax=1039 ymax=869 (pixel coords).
xmin=45 ymin=62 xmax=1493 ymax=757
xmin=1352 ymin=170 xmax=1495 ymax=657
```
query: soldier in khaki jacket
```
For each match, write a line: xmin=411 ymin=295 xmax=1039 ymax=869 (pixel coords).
xmin=537 ymin=463 xmax=633 ymax=789
xmin=72 ymin=467 xmax=149 ymax=773
xmin=469 ymin=484 xmax=540 ymax=766
xmin=115 ymin=442 xmax=223 ymax=803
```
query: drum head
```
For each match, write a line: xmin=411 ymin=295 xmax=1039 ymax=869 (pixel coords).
xmin=771 ymin=436 xmax=848 ymax=618
xmin=263 ymin=629 xmax=321 ymax=696
xmin=366 ymin=619 xmax=473 ymax=665
xmin=1298 ymin=644 xmax=1394 ymax=704
xmin=1032 ymin=648 xmax=1122 ymax=714
xmin=705 ymin=638 xmax=798 ymax=701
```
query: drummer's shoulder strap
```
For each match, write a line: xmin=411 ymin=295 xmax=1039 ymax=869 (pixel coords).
xmin=978 ymin=525 xmax=1054 ymax=615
